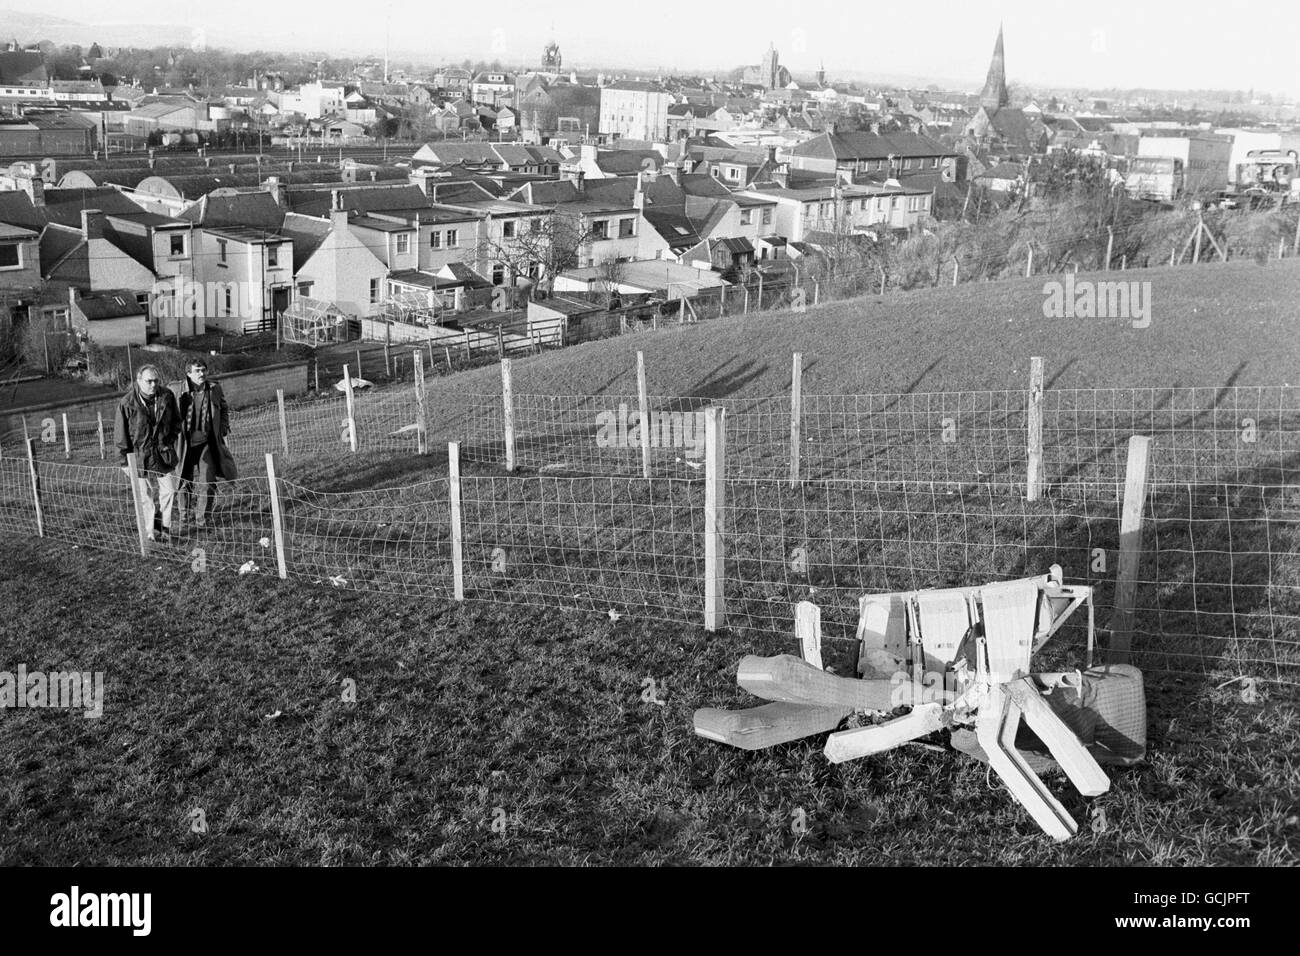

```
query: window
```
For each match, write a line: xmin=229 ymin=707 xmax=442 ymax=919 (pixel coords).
xmin=169 ymin=234 xmax=185 ymax=256
xmin=740 ymin=209 xmax=752 ymax=226
xmin=725 ymin=166 xmax=740 ymax=181
xmin=492 ymin=264 xmax=505 ymax=285
xmin=590 ymin=219 xmax=608 ymax=240
xmin=820 ymin=202 xmax=831 ymax=217
xmin=223 ymin=287 xmax=232 ymax=315
xmin=297 ymin=281 xmax=313 ymax=296
xmin=396 ymin=233 xmax=410 ymax=254
xmin=266 ymin=244 xmax=279 ymax=267
xmin=931 ymin=157 xmax=939 ymax=168
xmin=369 ymin=278 xmax=380 ymax=304
xmin=0 ymin=243 xmax=20 ymax=269
xmin=761 ymin=208 xmax=772 ymax=225
xmin=503 ymin=220 xmax=516 ymax=238
xmin=217 ymin=239 xmax=227 ymax=264
xmin=618 ymin=218 xmax=636 ymax=239
xmin=446 ymin=229 xmax=458 ymax=247
xmin=530 ymin=217 xmax=542 ymax=234
xmin=430 ymin=230 xmax=442 ymax=249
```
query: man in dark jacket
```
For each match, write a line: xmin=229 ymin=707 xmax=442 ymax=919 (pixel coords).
xmin=170 ymin=360 xmax=235 ymax=530
xmin=114 ymin=364 xmax=181 ymax=541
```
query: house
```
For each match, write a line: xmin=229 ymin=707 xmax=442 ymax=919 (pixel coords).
xmin=100 ymin=210 xmax=201 ymax=338
xmin=470 ymin=72 xmax=516 ymax=110
xmin=600 ymin=82 xmax=671 ymax=142
xmin=0 ymin=221 xmax=41 ymax=327
xmin=788 ymin=130 xmax=959 ymax=183
xmin=681 ymin=236 xmax=755 ymax=274
xmin=279 ymin=207 xmax=389 ymax=319
xmin=191 ymin=224 xmax=294 ymax=333
xmin=509 ymin=176 xmax=669 ymax=268
xmin=562 ymin=144 xmax=663 ymax=180
xmin=738 ymin=180 xmax=932 ymax=241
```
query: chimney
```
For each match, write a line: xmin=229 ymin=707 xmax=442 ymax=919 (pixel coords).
xmin=68 ymin=286 xmax=78 ymax=311
xmin=772 ymin=165 xmax=790 ymax=189
xmin=766 ymin=145 xmax=778 ymax=165
xmin=264 ymin=176 xmax=284 ymax=205
xmin=20 ymin=175 xmax=44 ymax=207
xmin=633 ymin=171 xmax=645 ymax=211
xmin=575 ymin=171 xmax=585 ymax=193
xmin=331 ymin=189 xmax=344 ymax=210
xmin=80 ymin=208 xmax=103 ymax=241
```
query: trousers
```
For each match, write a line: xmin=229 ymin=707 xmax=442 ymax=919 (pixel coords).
xmin=123 ymin=469 xmax=178 ymax=531
xmin=180 ymin=442 xmax=217 ymax=520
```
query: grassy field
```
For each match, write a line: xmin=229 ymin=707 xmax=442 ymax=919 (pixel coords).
xmin=2 ymin=260 xmax=1298 ymax=865
xmin=1 ymin=535 xmax=1295 ymax=866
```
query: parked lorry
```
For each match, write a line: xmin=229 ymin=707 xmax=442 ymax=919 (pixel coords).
xmin=1125 ymin=156 xmax=1184 ymax=202
xmin=1229 ymin=149 xmax=1300 ymax=207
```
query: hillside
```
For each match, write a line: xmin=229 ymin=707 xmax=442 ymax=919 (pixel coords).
xmin=425 ymin=259 xmax=1300 ymax=404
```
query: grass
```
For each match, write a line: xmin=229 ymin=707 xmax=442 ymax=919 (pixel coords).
xmin=0 ymin=535 xmax=1295 ymax=865
xmin=2 ymin=263 xmax=1298 ymax=864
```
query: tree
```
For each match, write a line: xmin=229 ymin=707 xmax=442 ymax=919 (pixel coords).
xmin=473 ymin=212 xmax=591 ymax=299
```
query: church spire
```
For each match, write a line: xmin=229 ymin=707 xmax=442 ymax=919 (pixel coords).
xmin=979 ymin=23 xmax=1009 ymax=111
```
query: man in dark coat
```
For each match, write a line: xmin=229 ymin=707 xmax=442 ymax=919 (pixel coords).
xmin=114 ymin=364 xmax=181 ymax=541
xmin=170 ymin=359 xmax=236 ymax=530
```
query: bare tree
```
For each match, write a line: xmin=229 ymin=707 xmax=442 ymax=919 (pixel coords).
xmin=595 ymin=257 xmax=628 ymax=308
xmin=473 ymin=211 xmax=591 ymax=298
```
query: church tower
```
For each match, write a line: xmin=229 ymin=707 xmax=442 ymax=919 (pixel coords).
xmin=979 ymin=24 xmax=1009 ymax=111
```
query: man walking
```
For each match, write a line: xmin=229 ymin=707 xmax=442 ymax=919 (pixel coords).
xmin=114 ymin=364 xmax=181 ymax=541
xmin=171 ymin=360 xmax=236 ymax=530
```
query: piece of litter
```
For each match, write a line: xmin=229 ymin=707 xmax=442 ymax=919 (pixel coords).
xmin=608 ymin=608 xmax=622 ymax=622
xmin=239 ymin=560 xmax=257 ymax=575
xmin=258 ymin=537 xmax=271 ymax=548
xmin=328 ymin=574 xmax=348 ymax=587
xmin=265 ymin=710 xmax=282 ymax=719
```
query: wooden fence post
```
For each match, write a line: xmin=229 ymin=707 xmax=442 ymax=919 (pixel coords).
xmin=355 ymin=347 xmax=363 ymax=381
xmin=1025 ymin=244 xmax=1034 ymax=277
xmin=636 ymin=350 xmax=651 ymax=479
xmin=314 ymin=358 xmax=320 ymax=392
xmin=952 ymin=259 xmax=959 ymax=286
xmin=1170 ymin=245 xmax=1177 ymax=267
xmin=265 ymin=452 xmax=288 ymax=580
xmin=814 ymin=277 xmax=821 ymax=304
xmin=61 ymin=412 xmax=70 ymax=459
xmin=342 ymin=363 xmax=358 ymax=453
xmin=704 ymin=405 xmax=726 ymax=632
xmin=789 ymin=352 xmax=802 ymax=488
xmin=1105 ymin=227 xmax=1113 ymax=271
xmin=1293 ymin=213 xmax=1300 ymax=256
xmin=496 ymin=327 xmax=505 ymax=359
xmin=26 ymin=438 xmax=44 ymax=538
xmin=97 ymin=411 xmax=105 ymax=460
xmin=276 ymin=388 xmax=289 ymax=456
xmin=719 ymin=283 xmax=726 ymax=316
xmin=413 ymin=350 xmax=428 ymax=455
xmin=125 ymin=450 xmax=146 ymax=555
xmin=448 ymin=440 xmax=465 ymax=601
xmin=1026 ymin=356 xmax=1044 ymax=501
xmin=742 ymin=284 xmax=750 ymax=314
xmin=757 ymin=273 xmax=764 ymax=309
xmin=1121 ymin=254 xmax=1127 ymax=271
xmin=444 ymin=345 xmax=453 ymax=370
xmin=464 ymin=329 xmax=471 ymax=362
xmin=501 ymin=357 xmax=515 ymax=471
xmin=1110 ymin=435 xmax=1151 ymax=665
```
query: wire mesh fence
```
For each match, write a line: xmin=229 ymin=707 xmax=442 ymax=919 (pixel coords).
xmin=2 ymin=440 xmax=1297 ymax=689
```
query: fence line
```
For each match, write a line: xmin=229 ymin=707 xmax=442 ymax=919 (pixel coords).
xmin=10 ymin=380 xmax=1300 ymax=500
xmin=1 ymin=442 xmax=1296 ymax=688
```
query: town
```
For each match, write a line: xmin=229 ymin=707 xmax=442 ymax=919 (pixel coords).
xmin=0 ymin=26 xmax=1296 ymax=357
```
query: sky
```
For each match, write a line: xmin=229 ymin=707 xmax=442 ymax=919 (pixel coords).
xmin=22 ymin=0 xmax=1300 ymax=96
